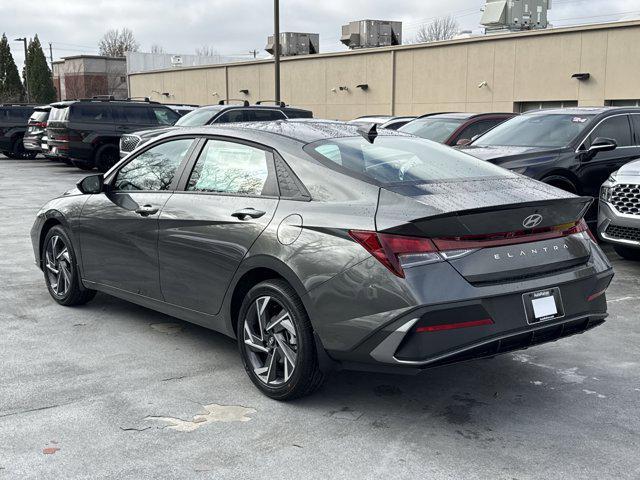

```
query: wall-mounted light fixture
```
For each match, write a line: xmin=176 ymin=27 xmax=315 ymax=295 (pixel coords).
xmin=356 ymin=83 xmax=369 ymax=91
xmin=212 ymin=92 xmax=220 ymax=97
xmin=152 ymin=90 xmax=171 ymax=97
xmin=477 ymin=81 xmax=488 ymax=89
xmin=572 ymin=73 xmax=590 ymax=81
xmin=239 ymin=89 xmax=250 ymax=95
xmin=338 ymin=86 xmax=349 ymax=92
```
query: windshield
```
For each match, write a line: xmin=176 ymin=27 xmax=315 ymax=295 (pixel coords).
xmin=399 ymin=118 xmax=466 ymax=143
xmin=176 ymin=108 xmax=219 ymax=127
xmin=473 ymin=113 xmax=595 ymax=148
xmin=305 ymin=136 xmax=515 ymax=185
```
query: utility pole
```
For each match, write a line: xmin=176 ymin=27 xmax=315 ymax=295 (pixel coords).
xmin=14 ymin=37 xmax=30 ymax=103
xmin=49 ymin=42 xmax=54 ymax=70
xmin=273 ymin=0 xmax=281 ymax=103
xmin=249 ymin=49 xmax=258 ymax=59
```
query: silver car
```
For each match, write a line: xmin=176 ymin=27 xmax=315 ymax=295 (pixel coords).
xmin=598 ymin=159 xmax=640 ymax=260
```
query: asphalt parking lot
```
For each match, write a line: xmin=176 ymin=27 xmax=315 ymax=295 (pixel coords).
xmin=1 ymin=155 xmax=639 ymax=480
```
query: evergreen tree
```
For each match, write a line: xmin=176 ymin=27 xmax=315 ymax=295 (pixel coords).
xmin=25 ymin=35 xmax=55 ymax=103
xmin=0 ymin=33 xmax=25 ymax=102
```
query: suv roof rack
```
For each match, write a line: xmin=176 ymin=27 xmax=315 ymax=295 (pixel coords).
xmin=256 ymin=100 xmax=286 ymax=107
xmin=73 ymin=97 xmax=161 ymax=105
xmin=218 ymin=99 xmax=250 ymax=107
xmin=0 ymin=103 xmax=36 ymax=107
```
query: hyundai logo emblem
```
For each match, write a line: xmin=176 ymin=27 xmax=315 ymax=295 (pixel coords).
xmin=523 ymin=214 xmax=543 ymax=229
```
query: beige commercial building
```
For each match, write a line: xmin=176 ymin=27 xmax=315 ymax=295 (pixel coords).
xmin=129 ymin=20 xmax=640 ymax=119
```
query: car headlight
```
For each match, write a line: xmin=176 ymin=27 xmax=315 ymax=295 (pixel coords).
xmin=600 ymin=185 xmax=613 ymax=202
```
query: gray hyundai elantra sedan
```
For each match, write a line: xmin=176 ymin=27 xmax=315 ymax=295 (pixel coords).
xmin=31 ymin=120 xmax=614 ymax=400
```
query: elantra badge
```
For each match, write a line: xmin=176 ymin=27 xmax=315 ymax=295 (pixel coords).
xmin=523 ymin=214 xmax=543 ymax=229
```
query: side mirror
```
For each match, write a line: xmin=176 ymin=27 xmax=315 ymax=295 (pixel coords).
xmin=456 ymin=138 xmax=472 ymax=147
xmin=77 ymin=174 xmax=104 ymax=194
xmin=587 ymin=137 xmax=617 ymax=155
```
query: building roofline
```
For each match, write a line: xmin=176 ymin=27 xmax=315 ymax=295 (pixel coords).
xmin=128 ymin=19 xmax=640 ymax=77
xmin=54 ymin=55 xmax=126 ymax=62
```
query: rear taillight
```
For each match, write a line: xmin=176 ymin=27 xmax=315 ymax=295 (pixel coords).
xmin=349 ymin=219 xmax=590 ymax=278
xmin=29 ymin=121 xmax=47 ymax=128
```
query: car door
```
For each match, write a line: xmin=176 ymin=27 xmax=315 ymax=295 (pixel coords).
xmin=578 ymin=114 xmax=640 ymax=197
xmin=158 ymin=137 xmax=280 ymax=315
xmin=77 ymin=137 xmax=197 ymax=298
xmin=115 ymin=105 xmax=156 ymax=135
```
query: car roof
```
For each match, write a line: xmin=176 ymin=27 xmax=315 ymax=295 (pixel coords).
xmin=177 ymin=119 xmax=407 ymax=145
xmin=416 ymin=112 xmax=515 ymax=120
xmin=524 ymin=107 xmax=640 ymax=116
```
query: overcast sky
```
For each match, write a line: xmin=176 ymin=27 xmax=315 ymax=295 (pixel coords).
xmin=2 ymin=0 xmax=639 ymax=69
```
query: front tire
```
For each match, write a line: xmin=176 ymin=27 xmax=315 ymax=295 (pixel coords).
xmin=237 ymin=280 xmax=325 ymax=400
xmin=95 ymin=145 xmax=119 ymax=173
xmin=613 ymin=245 xmax=640 ymax=261
xmin=42 ymin=226 xmax=96 ymax=306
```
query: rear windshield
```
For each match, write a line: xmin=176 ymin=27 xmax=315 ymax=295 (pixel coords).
xmin=473 ymin=113 xmax=595 ymax=148
xmin=176 ymin=108 xmax=219 ymax=127
xmin=49 ymin=106 xmax=70 ymax=122
xmin=399 ymin=118 xmax=466 ymax=142
xmin=305 ymin=135 xmax=515 ymax=185
xmin=29 ymin=110 xmax=49 ymax=123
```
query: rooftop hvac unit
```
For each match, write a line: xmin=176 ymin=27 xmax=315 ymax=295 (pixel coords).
xmin=481 ymin=0 xmax=552 ymax=32
xmin=340 ymin=20 xmax=402 ymax=49
xmin=266 ymin=32 xmax=320 ymax=56
xmin=170 ymin=55 xmax=183 ymax=67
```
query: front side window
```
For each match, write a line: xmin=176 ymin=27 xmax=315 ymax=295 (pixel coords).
xmin=400 ymin=118 xmax=466 ymax=143
xmin=153 ymin=107 xmax=180 ymax=126
xmin=215 ymin=110 xmax=246 ymax=124
xmin=588 ymin=115 xmax=632 ymax=148
xmin=306 ymin=136 xmax=515 ymax=186
xmin=244 ymin=110 xmax=286 ymax=122
xmin=457 ymin=119 xmax=505 ymax=142
xmin=117 ymin=106 xmax=153 ymax=124
xmin=473 ymin=113 xmax=595 ymax=148
xmin=186 ymin=140 xmax=272 ymax=196
xmin=114 ymin=138 xmax=193 ymax=191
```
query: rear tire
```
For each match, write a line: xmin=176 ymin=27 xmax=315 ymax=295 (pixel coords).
xmin=237 ymin=279 xmax=325 ymax=400
xmin=95 ymin=145 xmax=119 ymax=173
xmin=613 ymin=245 xmax=640 ymax=261
xmin=11 ymin=137 xmax=37 ymax=159
xmin=42 ymin=226 xmax=96 ymax=306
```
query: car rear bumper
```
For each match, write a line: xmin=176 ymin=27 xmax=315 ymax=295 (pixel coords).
xmin=23 ymin=134 xmax=44 ymax=152
xmin=598 ymin=200 xmax=640 ymax=249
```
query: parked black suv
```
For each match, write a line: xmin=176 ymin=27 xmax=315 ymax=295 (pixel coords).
xmin=23 ymin=105 xmax=52 ymax=155
xmin=47 ymin=98 xmax=181 ymax=172
xmin=119 ymin=100 xmax=313 ymax=157
xmin=0 ymin=104 xmax=36 ymax=159
xmin=459 ymin=107 xmax=640 ymax=219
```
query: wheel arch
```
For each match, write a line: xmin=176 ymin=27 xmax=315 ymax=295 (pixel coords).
xmin=539 ymin=169 xmax=581 ymax=194
xmin=224 ymin=256 xmax=311 ymax=339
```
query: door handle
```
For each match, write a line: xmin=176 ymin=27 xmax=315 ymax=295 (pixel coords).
xmin=135 ymin=204 xmax=159 ymax=217
xmin=231 ymin=208 xmax=266 ymax=220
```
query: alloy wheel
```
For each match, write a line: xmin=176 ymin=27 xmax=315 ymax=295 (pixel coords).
xmin=45 ymin=235 xmax=73 ymax=297
xmin=243 ymin=296 xmax=298 ymax=386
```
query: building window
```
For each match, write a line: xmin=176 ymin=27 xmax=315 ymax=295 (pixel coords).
xmin=606 ymin=100 xmax=640 ymax=107
xmin=516 ymin=101 xmax=579 ymax=113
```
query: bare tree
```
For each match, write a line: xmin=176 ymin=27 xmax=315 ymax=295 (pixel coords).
xmin=195 ymin=45 xmax=218 ymax=57
xmin=150 ymin=44 xmax=165 ymax=54
xmin=98 ymin=28 xmax=140 ymax=57
xmin=415 ymin=15 xmax=460 ymax=43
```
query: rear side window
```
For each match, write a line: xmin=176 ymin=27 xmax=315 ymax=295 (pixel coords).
xmin=284 ymin=109 xmax=313 ymax=119
xmin=589 ymin=115 xmax=632 ymax=148
xmin=244 ymin=109 xmax=286 ymax=122
xmin=71 ymin=105 xmax=112 ymax=123
xmin=305 ymin=136 xmax=516 ymax=186
xmin=114 ymin=138 xmax=193 ymax=191
xmin=116 ymin=106 xmax=153 ymax=124
xmin=186 ymin=140 xmax=275 ymax=196
xmin=632 ymin=115 xmax=640 ymax=145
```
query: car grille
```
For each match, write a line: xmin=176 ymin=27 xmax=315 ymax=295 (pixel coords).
xmin=605 ymin=224 xmax=640 ymax=242
xmin=120 ymin=134 xmax=141 ymax=153
xmin=610 ymin=184 xmax=640 ymax=215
